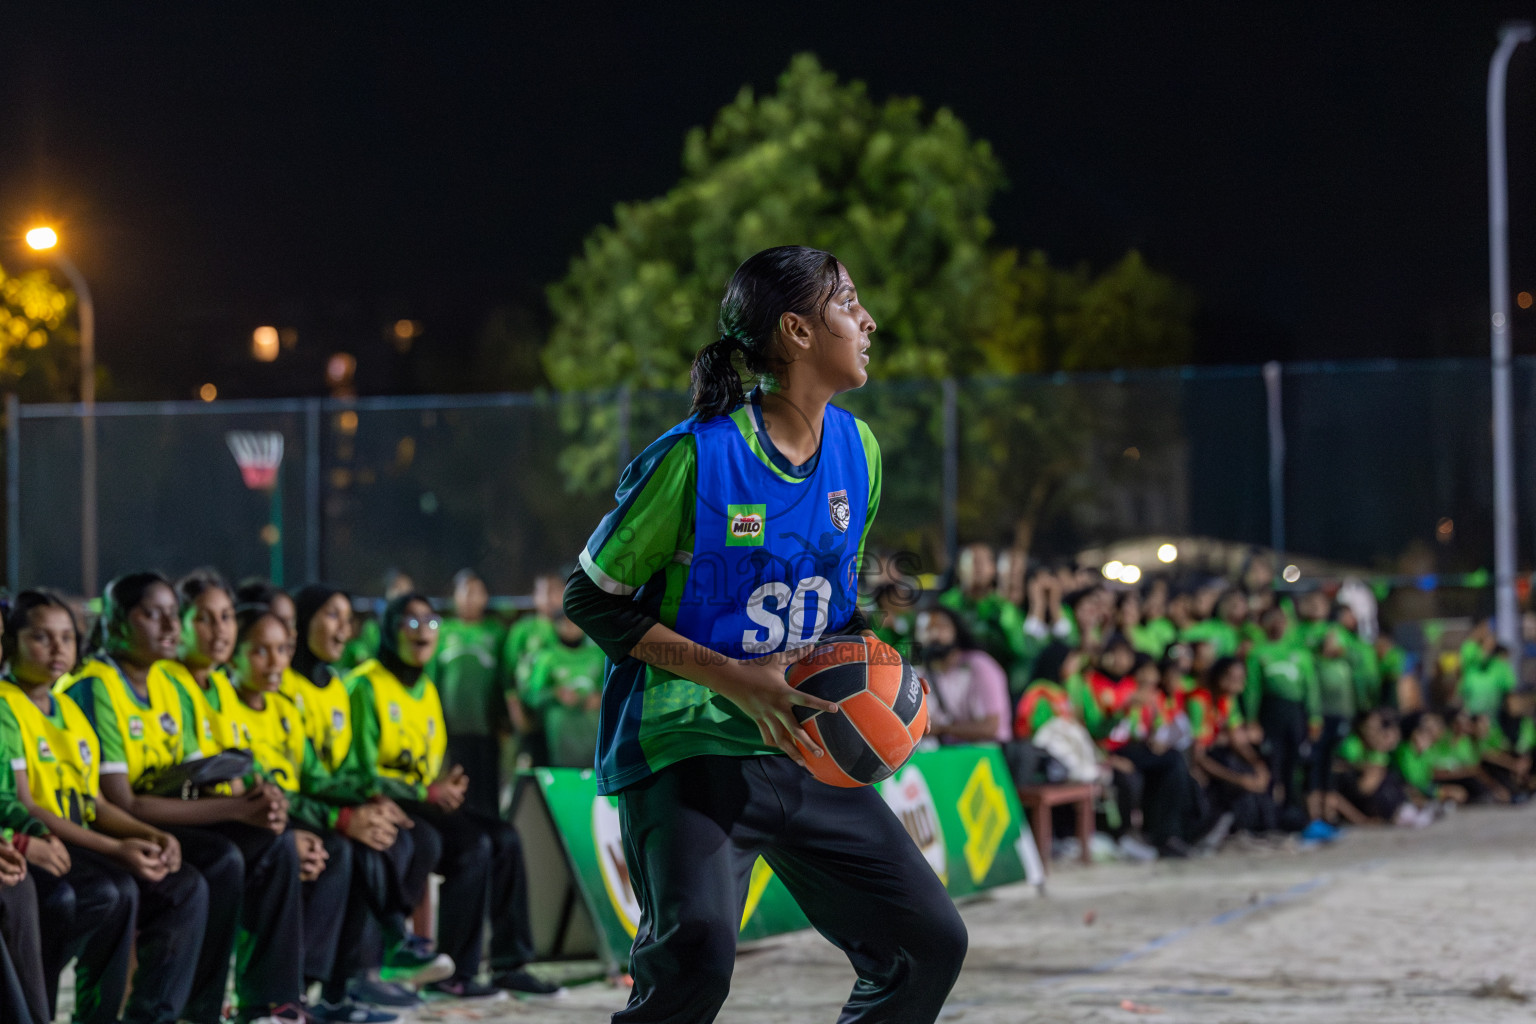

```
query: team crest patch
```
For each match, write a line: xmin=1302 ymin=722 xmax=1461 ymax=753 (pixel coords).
xmin=828 ymin=489 xmax=850 ymax=533
xmin=331 ymin=709 xmax=345 ymax=731
xmin=388 ymin=702 xmax=401 ymax=724
xmin=127 ymin=716 xmax=144 ymax=741
xmin=160 ymin=713 xmax=178 ymax=736
xmin=79 ymin=740 xmax=93 ymax=766
xmin=37 ymin=738 xmax=55 ymax=763
xmin=726 ymin=504 xmax=767 ymax=546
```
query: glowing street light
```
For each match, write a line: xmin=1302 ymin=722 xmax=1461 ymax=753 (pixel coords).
xmin=25 ymin=227 xmax=58 ymax=251
xmin=1157 ymin=543 xmax=1179 ymax=563
xmin=25 ymin=225 xmax=97 ymax=595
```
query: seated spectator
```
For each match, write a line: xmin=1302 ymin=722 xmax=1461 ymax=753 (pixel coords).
xmin=0 ymin=838 xmax=47 ymax=1024
xmin=1334 ymin=709 xmax=1428 ymax=826
xmin=1102 ymin=653 xmax=1214 ymax=858
xmin=1395 ymin=712 xmax=1467 ymax=806
xmin=1188 ymin=657 xmax=1282 ymax=836
xmin=915 ymin=607 xmax=1012 ymax=746
xmin=1474 ymin=711 xmax=1532 ymax=796
xmin=1429 ymin=710 xmax=1510 ymax=804
xmin=1014 ymin=644 xmax=1102 ymax=743
xmin=1085 ymin=634 xmax=1137 ymax=727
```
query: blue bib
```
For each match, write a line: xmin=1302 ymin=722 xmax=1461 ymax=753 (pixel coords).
xmin=674 ymin=405 xmax=868 ymax=658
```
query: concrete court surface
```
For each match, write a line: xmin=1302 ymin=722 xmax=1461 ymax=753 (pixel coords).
xmin=410 ymin=804 xmax=1536 ymax=1024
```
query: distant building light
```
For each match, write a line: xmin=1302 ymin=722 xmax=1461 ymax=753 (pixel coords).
xmin=252 ymin=325 xmax=279 ymax=362
xmin=1157 ymin=543 xmax=1179 ymax=563
xmin=1519 ymin=291 xmax=1533 ymax=310
xmin=1119 ymin=564 xmax=1142 ymax=584
xmin=337 ymin=410 xmax=359 ymax=435
xmin=199 ymin=383 xmax=218 ymax=402
xmin=326 ymin=353 xmax=357 ymax=386
xmin=1102 ymin=560 xmax=1125 ymax=581
xmin=1282 ymin=564 xmax=1301 ymax=583
xmin=1436 ymin=517 xmax=1454 ymax=544
xmin=1123 ymin=446 xmax=1141 ymax=460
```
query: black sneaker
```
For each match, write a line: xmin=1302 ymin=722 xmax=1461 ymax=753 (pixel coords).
xmin=424 ymin=978 xmax=505 ymax=1001
xmin=345 ymin=978 xmax=419 ymax=1009
xmin=493 ymin=968 xmax=567 ymax=997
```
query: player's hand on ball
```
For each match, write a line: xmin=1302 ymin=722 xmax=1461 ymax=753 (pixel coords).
xmin=711 ymin=646 xmax=839 ymax=769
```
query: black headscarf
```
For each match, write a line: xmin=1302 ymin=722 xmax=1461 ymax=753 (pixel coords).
xmin=378 ymin=591 xmax=433 ymax=687
xmin=293 ymin=584 xmax=346 ymax=685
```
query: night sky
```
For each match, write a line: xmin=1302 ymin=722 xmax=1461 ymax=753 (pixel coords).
xmin=6 ymin=2 xmax=1536 ymax=401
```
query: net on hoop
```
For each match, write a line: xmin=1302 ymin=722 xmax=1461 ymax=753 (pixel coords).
xmin=226 ymin=431 xmax=285 ymax=491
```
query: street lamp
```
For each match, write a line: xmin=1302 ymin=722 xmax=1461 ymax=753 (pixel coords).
xmin=26 ymin=226 xmax=97 ymax=597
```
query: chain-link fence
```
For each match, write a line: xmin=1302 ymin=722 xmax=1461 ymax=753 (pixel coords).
xmin=6 ymin=358 xmax=1533 ymax=599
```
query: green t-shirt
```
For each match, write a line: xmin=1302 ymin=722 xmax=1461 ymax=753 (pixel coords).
xmin=579 ymin=399 xmax=882 ymax=794
xmin=1427 ymin=733 xmax=1479 ymax=772
xmin=937 ymin=589 xmax=1026 ymax=672
xmin=1180 ymin=620 xmax=1240 ymax=658
xmin=525 ymin=637 xmax=607 ymax=768
xmin=1129 ymin=618 xmax=1177 ymax=658
xmin=1316 ymin=656 xmax=1356 ymax=719
xmin=1461 ymin=657 xmax=1515 ymax=718
xmin=504 ymin=614 xmax=559 ymax=695
xmin=1245 ymin=640 xmax=1321 ymax=723
xmin=1337 ymin=733 xmax=1389 ymax=767
xmin=428 ymin=618 xmax=507 ymax=736
xmin=1394 ymin=743 xmax=1438 ymax=797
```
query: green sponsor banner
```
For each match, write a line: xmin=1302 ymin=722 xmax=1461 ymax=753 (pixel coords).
xmin=514 ymin=744 xmax=1036 ymax=970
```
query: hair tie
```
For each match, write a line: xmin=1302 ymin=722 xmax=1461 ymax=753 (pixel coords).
xmin=720 ymin=333 xmax=749 ymax=354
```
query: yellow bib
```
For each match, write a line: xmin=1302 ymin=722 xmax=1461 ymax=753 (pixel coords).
xmin=154 ymin=661 xmax=241 ymax=758
xmin=280 ymin=667 xmax=352 ymax=772
xmin=219 ymin=689 xmax=307 ymax=792
xmin=61 ymin=658 xmax=194 ymax=789
xmin=0 ymin=681 xmax=99 ymax=825
xmin=350 ymin=659 xmax=445 ymax=790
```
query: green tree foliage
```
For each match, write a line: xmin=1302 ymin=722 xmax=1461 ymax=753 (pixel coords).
xmin=0 ymin=263 xmax=80 ymax=402
xmin=545 ymin=53 xmax=1003 ymax=391
xmin=543 ymin=54 xmax=1195 ymax=558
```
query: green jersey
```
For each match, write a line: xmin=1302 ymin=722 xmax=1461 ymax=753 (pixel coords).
xmin=525 ymin=637 xmax=607 ymax=768
xmin=428 ymin=618 xmax=507 ymax=736
xmin=1245 ymin=640 xmax=1320 ymax=723
xmin=1393 ymin=743 xmax=1438 ymax=797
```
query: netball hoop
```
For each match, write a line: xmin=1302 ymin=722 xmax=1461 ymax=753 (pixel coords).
xmin=226 ymin=431 xmax=285 ymax=492
xmin=226 ymin=431 xmax=286 ymax=585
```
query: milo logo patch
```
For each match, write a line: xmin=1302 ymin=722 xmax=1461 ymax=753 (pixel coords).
xmin=726 ymin=504 xmax=767 ymax=547
xmin=127 ymin=716 xmax=144 ymax=741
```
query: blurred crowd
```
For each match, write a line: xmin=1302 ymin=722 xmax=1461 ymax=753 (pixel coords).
xmin=866 ymin=543 xmax=1533 ymax=860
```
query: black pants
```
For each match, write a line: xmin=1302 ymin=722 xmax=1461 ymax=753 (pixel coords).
xmin=34 ymin=843 xmax=207 ymax=1024
xmin=614 ymin=756 xmax=967 ymax=1024
xmin=447 ymin=734 xmax=503 ymax=818
xmin=1115 ymin=742 xmax=1203 ymax=847
xmin=400 ymin=802 xmax=535 ymax=982
xmin=0 ymin=873 xmax=48 ymax=1024
xmin=170 ymin=823 xmax=303 ymax=1019
xmin=1202 ymin=747 xmax=1283 ymax=835
xmin=304 ymin=831 xmax=354 ymax=986
xmin=1308 ymin=714 xmax=1350 ymax=794
xmin=1260 ymin=695 xmax=1309 ymax=808
xmin=324 ymin=828 xmax=421 ymax=1001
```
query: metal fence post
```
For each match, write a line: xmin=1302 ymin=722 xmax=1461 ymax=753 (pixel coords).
xmin=1263 ymin=361 xmax=1285 ymax=564
xmin=616 ymin=386 xmax=632 ymax=476
xmin=941 ymin=378 xmax=958 ymax=575
xmin=6 ymin=394 xmax=18 ymax=594
xmin=305 ymin=398 xmax=322 ymax=583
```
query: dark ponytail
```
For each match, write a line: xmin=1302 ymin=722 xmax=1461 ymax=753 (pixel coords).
xmin=690 ymin=245 xmax=843 ymax=419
